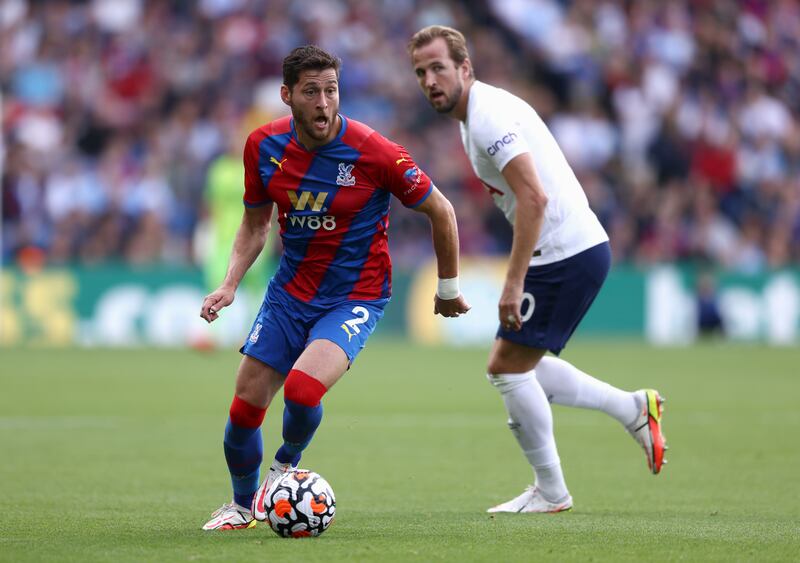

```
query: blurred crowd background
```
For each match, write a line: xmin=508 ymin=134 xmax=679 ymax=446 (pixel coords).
xmin=2 ymin=0 xmax=799 ymax=273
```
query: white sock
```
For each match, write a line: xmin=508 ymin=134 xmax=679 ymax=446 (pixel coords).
xmin=535 ymin=356 xmax=640 ymax=427
xmin=488 ymin=372 xmax=569 ymax=502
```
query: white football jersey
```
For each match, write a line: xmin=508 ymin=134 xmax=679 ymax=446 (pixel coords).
xmin=459 ymin=81 xmax=608 ymax=266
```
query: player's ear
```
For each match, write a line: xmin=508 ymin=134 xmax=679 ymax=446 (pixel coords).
xmin=461 ymin=58 xmax=472 ymax=80
xmin=280 ymin=84 xmax=291 ymax=106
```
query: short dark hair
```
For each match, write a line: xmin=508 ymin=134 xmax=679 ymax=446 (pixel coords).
xmin=282 ymin=45 xmax=341 ymax=89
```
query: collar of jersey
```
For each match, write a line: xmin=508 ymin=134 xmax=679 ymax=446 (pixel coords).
xmin=289 ymin=113 xmax=347 ymax=153
xmin=463 ymin=80 xmax=485 ymax=126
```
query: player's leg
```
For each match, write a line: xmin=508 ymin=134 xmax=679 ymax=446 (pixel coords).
xmin=535 ymin=356 xmax=639 ymax=426
xmin=487 ymin=339 xmax=572 ymax=513
xmin=533 ymin=357 xmax=666 ymax=472
xmin=274 ymin=299 xmax=385 ymax=465
xmin=273 ymin=339 xmax=349 ymax=465
xmin=203 ymin=356 xmax=285 ymax=530
xmin=225 ymin=357 xmax=285 ymax=506
xmin=205 ymin=289 xmax=305 ymax=530
xmin=251 ymin=342 xmax=346 ymax=522
xmin=252 ymin=299 xmax=386 ymax=521
xmin=530 ymin=242 xmax=667 ymax=474
xmin=486 ymin=243 xmax=616 ymax=511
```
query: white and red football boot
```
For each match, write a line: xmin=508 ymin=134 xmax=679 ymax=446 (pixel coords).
xmin=202 ymin=502 xmax=256 ymax=531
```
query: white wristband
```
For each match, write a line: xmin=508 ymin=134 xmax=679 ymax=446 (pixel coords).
xmin=437 ymin=277 xmax=460 ymax=300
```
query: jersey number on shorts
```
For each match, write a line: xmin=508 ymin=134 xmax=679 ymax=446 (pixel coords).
xmin=340 ymin=306 xmax=370 ymax=341
xmin=520 ymin=292 xmax=535 ymax=323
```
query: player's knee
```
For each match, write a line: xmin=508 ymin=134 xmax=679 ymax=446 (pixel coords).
xmin=487 ymin=354 xmax=516 ymax=376
xmin=487 ymin=342 xmax=544 ymax=375
xmin=487 ymin=343 xmax=519 ymax=375
xmin=486 ymin=358 xmax=504 ymax=376
xmin=284 ymin=369 xmax=328 ymax=407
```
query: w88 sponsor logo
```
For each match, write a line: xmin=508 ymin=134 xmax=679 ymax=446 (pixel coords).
xmin=285 ymin=213 xmax=337 ymax=231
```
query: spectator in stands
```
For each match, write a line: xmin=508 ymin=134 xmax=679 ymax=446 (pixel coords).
xmin=1 ymin=0 xmax=798 ymax=272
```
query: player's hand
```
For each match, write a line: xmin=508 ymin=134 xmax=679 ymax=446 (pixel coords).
xmin=200 ymin=286 xmax=236 ymax=323
xmin=498 ymin=282 xmax=523 ymax=331
xmin=434 ymin=294 xmax=471 ymax=318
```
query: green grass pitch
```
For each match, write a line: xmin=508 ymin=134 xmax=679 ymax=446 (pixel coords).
xmin=1 ymin=341 xmax=798 ymax=562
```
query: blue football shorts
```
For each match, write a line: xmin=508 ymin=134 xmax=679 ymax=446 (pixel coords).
xmin=240 ymin=284 xmax=387 ymax=376
xmin=497 ymin=241 xmax=611 ymax=355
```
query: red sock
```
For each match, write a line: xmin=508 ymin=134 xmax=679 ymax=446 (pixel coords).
xmin=284 ymin=369 xmax=327 ymax=406
xmin=229 ymin=395 xmax=266 ymax=428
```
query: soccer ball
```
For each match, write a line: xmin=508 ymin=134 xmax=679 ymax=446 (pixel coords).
xmin=263 ymin=469 xmax=336 ymax=537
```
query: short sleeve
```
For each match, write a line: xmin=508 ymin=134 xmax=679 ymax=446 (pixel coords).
xmin=471 ymin=112 xmax=530 ymax=173
xmin=378 ymin=140 xmax=433 ymax=208
xmin=243 ymin=133 xmax=271 ymax=207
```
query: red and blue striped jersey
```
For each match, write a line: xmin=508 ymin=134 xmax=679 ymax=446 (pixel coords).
xmin=243 ymin=115 xmax=433 ymax=305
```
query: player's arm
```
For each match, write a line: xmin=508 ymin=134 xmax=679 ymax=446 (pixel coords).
xmin=499 ymin=152 xmax=548 ymax=331
xmin=413 ymin=187 xmax=471 ymax=317
xmin=200 ymin=204 xmax=273 ymax=323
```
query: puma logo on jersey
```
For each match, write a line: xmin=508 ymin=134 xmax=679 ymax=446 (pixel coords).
xmin=270 ymin=156 xmax=287 ymax=172
xmin=340 ymin=323 xmax=356 ymax=341
xmin=486 ymin=132 xmax=519 ymax=156
xmin=395 ymin=156 xmax=408 ymax=165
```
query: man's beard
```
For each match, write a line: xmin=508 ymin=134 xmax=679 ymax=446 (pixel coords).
xmin=294 ymin=108 xmax=335 ymax=141
xmin=433 ymin=83 xmax=462 ymax=114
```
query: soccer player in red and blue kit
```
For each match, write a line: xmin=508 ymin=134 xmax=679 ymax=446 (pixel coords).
xmin=199 ymin=45 xmax=471 ymax=530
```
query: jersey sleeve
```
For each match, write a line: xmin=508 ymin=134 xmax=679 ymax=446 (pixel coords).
xmin=242 ymin=132 xmax=271 ymax=207
xmin=471 ymin=110 xmax=530 ymax=173
xmin=375 ymin=137 xmax=433 ymax=208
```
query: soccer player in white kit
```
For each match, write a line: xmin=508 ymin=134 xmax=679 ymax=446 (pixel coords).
xmin=409 ymin=25 xmax=668 ymax=513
